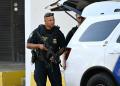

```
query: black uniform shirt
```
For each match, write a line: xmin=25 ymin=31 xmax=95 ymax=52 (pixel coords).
xmin=65 ymin=26 xmax=78 ymax=46
xmin=27 ymin=26 xmax=66 ymax=48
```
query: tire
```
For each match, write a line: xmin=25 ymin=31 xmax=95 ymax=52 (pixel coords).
xmin=86 ymin=73 xmax=115 ymax=86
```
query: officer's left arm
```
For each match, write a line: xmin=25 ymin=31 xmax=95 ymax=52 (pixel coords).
xmin=57 ymin=47 xmax=65 ymax=56
xmin=50 ymin=47 xmax=65 ymax=61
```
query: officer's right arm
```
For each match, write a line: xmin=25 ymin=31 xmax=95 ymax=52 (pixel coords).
xmin=27 ymin=28 xmax=47 ymax=50
xmin=27 ymin=43 xmax=47 ymax=50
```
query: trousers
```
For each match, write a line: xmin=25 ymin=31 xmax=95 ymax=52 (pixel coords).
xmin=34 ymin=59 xmax=62 ymax=86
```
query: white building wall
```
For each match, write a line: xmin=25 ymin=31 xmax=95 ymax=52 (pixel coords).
xmin=25 ymin=0 xmax=31 ymax=86
xmin=25 ymin=0 xmax=77 ymax=86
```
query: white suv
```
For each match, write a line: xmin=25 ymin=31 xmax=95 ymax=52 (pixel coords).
xmin=47 ymin=1 xmax=120 ymax=86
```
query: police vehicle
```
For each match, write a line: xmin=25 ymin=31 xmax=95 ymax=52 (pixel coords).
xmin=46 ymin=0 xmax=120 ymax=86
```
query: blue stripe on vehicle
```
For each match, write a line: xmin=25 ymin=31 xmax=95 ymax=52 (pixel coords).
xmin=113 ymin=56 xmax=120 ymax=85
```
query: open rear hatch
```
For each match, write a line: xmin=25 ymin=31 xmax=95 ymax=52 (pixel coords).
xmin=45 ymin=0 xmax=120 ymax=19
xmin=45 ymin=0 xmax=110 ymax=12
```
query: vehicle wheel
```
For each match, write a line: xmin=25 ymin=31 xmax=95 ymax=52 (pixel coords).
xmin=86 ymin=73 xmax=115 ymax=86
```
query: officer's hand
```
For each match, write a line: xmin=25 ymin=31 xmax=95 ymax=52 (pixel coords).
xmin=63 ymin=61 xmax=66 ymax=70
xmin=50 ymin=56 xmax=54 ymax=62
xmin=39 ymin=44 xmax=47 ymax=50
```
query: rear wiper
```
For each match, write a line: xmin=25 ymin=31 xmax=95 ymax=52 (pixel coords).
xmin=57 ymin=5 xmax=81 ymax=24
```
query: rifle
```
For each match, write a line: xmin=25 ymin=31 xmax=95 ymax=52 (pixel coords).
xmin=36 ymin=31 xmax=61 ymax=71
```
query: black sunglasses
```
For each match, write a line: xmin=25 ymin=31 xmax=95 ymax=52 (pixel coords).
xmin=44 ymin=13 xmax=54 ymax=18
xmin=77 ymin=17 xmax=84 ymax=20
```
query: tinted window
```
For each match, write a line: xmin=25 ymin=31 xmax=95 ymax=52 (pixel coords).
xmin=117 ymin=35 xmax=120 ymax=43
xmin=79 ymin=19 xmax=120 ymax=42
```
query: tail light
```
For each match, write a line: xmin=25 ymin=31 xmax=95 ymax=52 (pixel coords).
xmin=65 ymin=47 xmax=71 ymax=60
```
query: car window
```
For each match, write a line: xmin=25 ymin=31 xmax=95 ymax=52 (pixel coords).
xmin=79 ymin=19 xmax=120 ymax=42
xmin=117 ymin=35 xmax=120 ymax=43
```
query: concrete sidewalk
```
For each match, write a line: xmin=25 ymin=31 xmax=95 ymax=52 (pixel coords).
xmin=0 ymin=61 xmax=25 ymax=72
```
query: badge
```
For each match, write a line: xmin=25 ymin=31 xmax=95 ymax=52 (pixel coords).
xmin=53 ymin=39 xmax=57 ymax=44
xmin=29 ymin=33 xmax=33 ymax=39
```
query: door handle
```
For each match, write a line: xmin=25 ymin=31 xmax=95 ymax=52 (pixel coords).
xmin=109 ymin=52 xmax=120 ymax=54
xmin=103 ymin=41 xmax=108 ymax=46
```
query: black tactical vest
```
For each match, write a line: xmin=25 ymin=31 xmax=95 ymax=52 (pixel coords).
xmin=37 ymin=24 xmax=59 ymax=61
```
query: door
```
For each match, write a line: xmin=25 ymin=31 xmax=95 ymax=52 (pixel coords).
xmin=105 ymin=22 xmax=120 ymax=84
xmin=0 ymin=0 xmax=25 ymax=62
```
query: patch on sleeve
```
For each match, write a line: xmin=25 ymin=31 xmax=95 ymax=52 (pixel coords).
xmin=29 ymin=33 xmax=33 ymax=39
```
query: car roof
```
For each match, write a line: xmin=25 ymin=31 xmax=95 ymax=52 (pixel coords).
xmin=81 ymin=1 xmax=120 ymax=17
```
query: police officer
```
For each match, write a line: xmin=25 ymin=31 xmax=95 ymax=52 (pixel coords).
xmin=27 ymin=12 xmax=65 ymax=86
xmin=63 ymin=14 xmax=85 ymax=70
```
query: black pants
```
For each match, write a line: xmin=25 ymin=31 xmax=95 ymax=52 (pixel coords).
xmin=34 ymin=59 xmax=62 ymax=86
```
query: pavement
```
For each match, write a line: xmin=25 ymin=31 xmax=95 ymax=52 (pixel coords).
xmin=0 ymin=61 xmax=25 ymax=72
